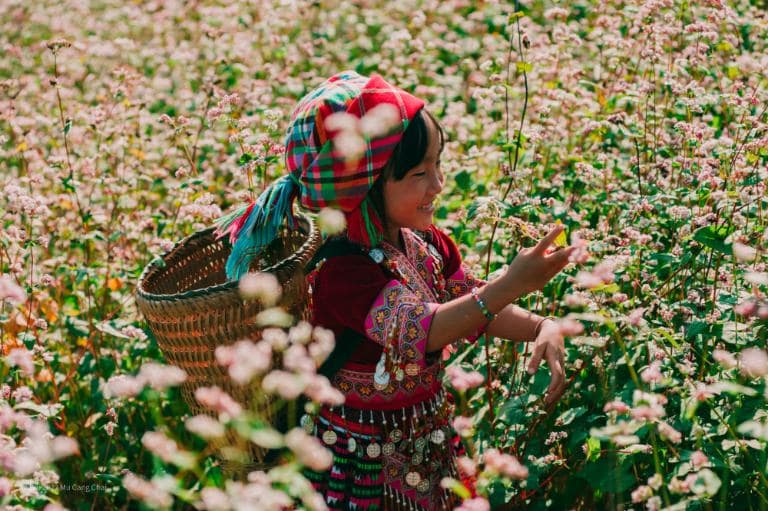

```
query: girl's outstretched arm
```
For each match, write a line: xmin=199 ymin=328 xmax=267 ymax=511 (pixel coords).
xmin=425 ymin=225 xmax=575 ymax=352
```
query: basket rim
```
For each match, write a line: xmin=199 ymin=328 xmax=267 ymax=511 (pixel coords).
xmin=135 ymin=211 xmax=319 ymax=303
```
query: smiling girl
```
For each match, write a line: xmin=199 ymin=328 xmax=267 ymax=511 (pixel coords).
xmin=216 ymin=71 xmax=576 ymax=511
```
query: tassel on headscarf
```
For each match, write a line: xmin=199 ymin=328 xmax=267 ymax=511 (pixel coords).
xmin=213 ymin=175 xmax=297 ymax=281
xmin=345 ymin=195 xmax=385 ymax=248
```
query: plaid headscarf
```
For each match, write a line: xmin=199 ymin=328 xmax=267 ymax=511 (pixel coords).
xmin=214 ymin=71 xmax=425 ymax=281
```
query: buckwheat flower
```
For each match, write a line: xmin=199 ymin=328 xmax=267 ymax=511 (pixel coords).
xmin=138 ymin=363 xmax=187 ymax=390
xmin=262 ymin=328 xmax=289 ymax=351
xmin=631 ymin=406 xmax=664 ymax=421
xmin=455 ymin=497 xmax=490 ymax=511
xmin=646 ymin=496 xmax=662 ymax=511
xmin=185 ymin=415 xmax=225 ymax=439
xmin=603 ymin=400 xmax=630 ymax=414
xmin=668 ymin=476 xmax=690 ymax=494
xmin=324 ymin=112 xmax=359 ymax=133
xmin=0 ymin=275 xmax=26 ymax=304
xmin=123 ymin=473 xmax=172 ymax=509
xmin=333 ymin=131 xmax=366 ymax=163
xmin=195 ymin=386 xmax=243 ymax=418
xmin=317 ymin=207 xmax=346 ymax=235
xmin=446 ymin=365 xmax=484 ymax=392
xmin=0 ymin=477 xmax=12 ymax=497
xmin=6 ymin=348 xmax=34 ymax=377
xmin=641 ymin=361 xmax=663 ymax=384
xmin=51 ymin=436 xmax=79 ymax=459
xmin=199 ymin=487 xmax=231 ymax=511
xmin=456 ymin=456 xmax=477 ymax=478
xmin=453 ymin=416 xmax=474 ymax=437
xmin=733 ymin=242 xmax=757 ymax=262
xmin=745 ymin=272 xmax=768 ymax=286
xmin=482 ymin=449 xmax=529 ymax=480
xmin=105 ymin=422 xmax=116 ymax=436
xmin=691 ymin=450 xmax=709 ymax=468
xmin=631 ymin=485 xmax=653 ymax=503
xmin=12 ymin=386 xmax=33 ymax=402
xmin=301 ymin=490 xmax=328 ymax=511
xmin=105 ymin=375 xmax=143 ymax=398
xmin=261 ymin=370 xmax=306 ymax=400
xmin=308 ymin=328 xmax=335 ymax=365
xmin=238 ymin=272 xmax=281 ymax=306
xmin=568 ymin=234 xmax=590 ymax=264
xmin=303 ymin=374 xmax=344 ymax=406
xmin=283 ymin=344 xmax=314 ymax=374
xmin=284 ymin=428 xmax=332 ymax=471
xmin=142 ymin=431 xmax=193 ymax=467
xmin=556 ymin=318 xmax=584 ymax=336
xmin=256 ymin=307 xmax=293 ymax=328
xmin=628 ymin=308 xmax=646 ymax=327
xmin=207 ymin=107 xmax=224 ymax=120
xmin=713 ymin=349 xmax=737 ymax=369
xmin=360 ymin=103 xmax=400 ymax=138
xmin=738 ymin=348 xmax=768 ymax=378
xmin=657 ymin=421 xmax=682 ymax=443
xmin=289 ymin=321 xmax=313 ymax=345
xmin=215 ymin=340 xmax=272 ymax=384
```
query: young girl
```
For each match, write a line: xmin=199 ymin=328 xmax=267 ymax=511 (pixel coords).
xmin=216 ymin=71 xmax=577 ymax=511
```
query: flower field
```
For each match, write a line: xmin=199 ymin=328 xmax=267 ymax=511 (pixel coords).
xmin=1 ymin=0 xmax=768 ymax=509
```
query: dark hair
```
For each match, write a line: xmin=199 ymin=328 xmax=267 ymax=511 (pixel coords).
xmin=368 ymin=109 xmax=445 ymax=224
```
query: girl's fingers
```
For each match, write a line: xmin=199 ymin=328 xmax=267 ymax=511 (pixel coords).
xmin=527 ymin=341 xmax=547 ymax=375
xmin=533 ymin=225 xmax=565 ymax=255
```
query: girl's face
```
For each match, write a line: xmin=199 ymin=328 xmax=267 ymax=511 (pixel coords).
xmin=382 ymin=115 xmax=444 ymax=242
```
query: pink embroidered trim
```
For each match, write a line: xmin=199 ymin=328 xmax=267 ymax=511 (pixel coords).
xmin=331 ymin=362 xmax=442 ymax=410
xmin=364 ymin=280 xmax=439 ymax=369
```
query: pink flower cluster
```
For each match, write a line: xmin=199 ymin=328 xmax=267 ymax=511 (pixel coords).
xmin=482 ymin=448 xmax=529 ymax=480
xmin=446 ymin=365 xmax=484 ymax=392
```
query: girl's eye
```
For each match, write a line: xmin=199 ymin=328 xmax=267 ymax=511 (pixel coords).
xmin=412 ymin=171 xmax=426 ymax=177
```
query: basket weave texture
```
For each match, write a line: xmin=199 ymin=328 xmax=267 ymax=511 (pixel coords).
xmin=135 ymin=213 xmax=321 ymax=470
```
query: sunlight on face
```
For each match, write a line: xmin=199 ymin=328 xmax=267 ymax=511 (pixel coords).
xmin=382 ymin=113 xmax=444 ymax=246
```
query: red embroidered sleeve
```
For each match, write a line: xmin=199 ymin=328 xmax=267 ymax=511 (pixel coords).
xmin=363 ymin=280 xmax=440 ymax=369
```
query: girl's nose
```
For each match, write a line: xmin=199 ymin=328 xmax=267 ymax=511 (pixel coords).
xmin=429 ymin=169 xmax=444 ymax=194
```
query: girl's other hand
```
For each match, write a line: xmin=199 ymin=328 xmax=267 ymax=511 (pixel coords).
xmin=527 ymin=319 xmax=567 ymax=405
xmin=503 ymin=225 xmax=576 ymax=297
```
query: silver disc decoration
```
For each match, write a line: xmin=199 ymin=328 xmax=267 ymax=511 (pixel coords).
xmin=406 ymin=471 xmax=421 ymax=487
xmin=366 ymin=442 xmax=381 ymax=458
xmin=430 ymin=429 xmax=445 ymax=444
xmin=374 ymin=352 xmax=390 ymax=389
xmin=414 ymin=436 xmax=427 ymax=452
xmin=389 ymin=429 xmax=403 ymax=443
xmin=411 ymin=452 xmax=423 ymax=466
xmin=347 ymin=437 xmax=357 ymax=453
xmin=417 ymin=479 xmax=430 ymax=493
xmin=369 ymin=248 xmax=385 ymax=264
xmin=382 ymin=442 xmax=396 ymax=456
xmin=300 ymin=414 xmax=314 ymax=434
xmin=322 ymin=430 xmax=337 ymax=445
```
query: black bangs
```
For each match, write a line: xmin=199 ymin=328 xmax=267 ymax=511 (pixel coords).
xmin=386 ymin=109 xmax=445 ymax=181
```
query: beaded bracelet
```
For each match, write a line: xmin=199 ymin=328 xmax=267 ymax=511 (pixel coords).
xmin=534 ymin=316 xmax=558 ymax=338
xmin=470 ymin=287 xmax=496 ymax=322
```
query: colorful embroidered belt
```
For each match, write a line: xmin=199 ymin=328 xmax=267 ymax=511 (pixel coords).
xmin=302 ymin=390 xmax=458 ymax=510
xmin=331 ymin=360 xmax=442 ymax=410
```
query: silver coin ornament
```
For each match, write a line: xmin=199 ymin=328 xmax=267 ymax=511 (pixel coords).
xmin=430 ymin=429 xmax=445 ymax=444
xmin=374 ymin=354 xmax=391 ymax=387
xmin=417 ymin=479 xmax=430 ymax=493
xmin=382 ymin=442 xmax=396 ymax=456
xmin=406 ymin=471 xmax=422 ymax=487
xmin=347 ymin=437 xmax=357 ymax=453
xmin=366 ymin=442 xmax=381 ymax=458
xmin=389 ymin=429 xmax=403 ymax=443
xmin=322 ymin=430 xmax=337 ymax=445
xmin=369 ymin=248 xmax=385 ymax=264
xmin=300 ymin=414 xmax=314 ymax=433
xmin=414 ymin=436 xmax=427 ymax=452
xmin=411 ymin=452 xmax=423 ymax=466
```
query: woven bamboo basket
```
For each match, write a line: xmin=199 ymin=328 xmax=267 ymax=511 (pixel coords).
xmin=135 ymin=212 xmax=321 ymax=474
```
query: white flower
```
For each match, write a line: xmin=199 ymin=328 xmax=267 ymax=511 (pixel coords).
xmin=317 ymin=208 xmax=346 ymax=235
xmin=238 ymin=272 xmax=282 ymax=306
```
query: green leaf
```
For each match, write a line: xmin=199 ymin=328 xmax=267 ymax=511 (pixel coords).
xmin=692 ymin=225 xmax=733 ymax=255
xmin=557 ymin=406 xmax=587 ymax=426
xmin=455 ymin=170 xmax=471 ymax=191
xmin=64 ymin=118 xmax=72 ymax=135
xmin=516 ymin=61 xmax=533 ymax=73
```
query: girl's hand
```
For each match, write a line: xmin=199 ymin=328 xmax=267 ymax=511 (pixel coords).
xmin=527 ymin=319 xmax=567 ymax=405
xmin=503 ymin=225 xmax=577 ymax=297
